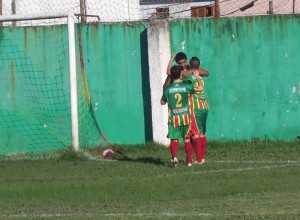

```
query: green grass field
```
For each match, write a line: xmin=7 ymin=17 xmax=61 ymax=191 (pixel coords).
xmin=0 ymin=141 xmax=299 ymax=219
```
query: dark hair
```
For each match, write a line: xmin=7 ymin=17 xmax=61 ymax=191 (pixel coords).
xmin=170 ymin=65 xmax=181 ymax=80
xmin=175 ymin=52 xmax=187 ymax=62
xmin=189 ymin=57 xmax=200 ymax=69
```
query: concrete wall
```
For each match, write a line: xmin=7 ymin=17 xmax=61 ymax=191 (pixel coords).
xmin=0 ymin=15 xmax=299 ymax=154
xmin=169 ymin=15 xmax=300 ymax=140
xmin=0 ymin=25 xmax=71 ymax=154
xmin=0 ymin=22 xmax=151 ymax=154
xmin=147 ymin=20 xmax=170 ymax=145
xmin=77 ymin=23 xmax=150 ymax=144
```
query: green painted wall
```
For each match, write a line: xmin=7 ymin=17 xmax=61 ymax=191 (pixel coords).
xmin=0 ymin=22 xmax=150 ymax=154
xmin=0 ymin=26 xmax=72 ymax=154
xmin=77 ymin=23 xmax=151 ymax=145
xmin=170 ymin=15 xmax=300 ymax=140
xmin=1 ymin=15 xmax=299 ymax=154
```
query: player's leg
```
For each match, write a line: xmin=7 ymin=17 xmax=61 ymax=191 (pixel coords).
xmin=193 ymin=109 xmax=208 ymax=164
xmin=198 ymin=109 xmax=208 ymax=163
xmin=183 ymin=125 xmax=193 ymax=166
xmin=189 ymin=97 xmax=202 ymax=162
xmin=192 ymin=134 xmax=202 ymax=163
xmin=191 ymin=108 xmax=204 ymax=163
xmin=170 ymin=140 xmax=179 ymax=166
xmin=190 ymin=112 xmax=201 ymax=149
xmin=168 ymin=126 xmax=181 ymax=167
xmin=199 ymin=135 xmax=207 ymax=163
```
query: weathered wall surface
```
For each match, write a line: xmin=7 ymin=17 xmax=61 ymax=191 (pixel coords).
xmin=147 ymin=20 xmax=170 ymax=145
xmin=1 ymin=15 xmax=299 ymax=154
xmin=170 ymin=15 xmax=300 ymax=140
xmin=77 ymin=23 xmax=151 ymax=144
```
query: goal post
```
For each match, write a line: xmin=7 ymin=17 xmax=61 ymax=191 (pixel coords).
xmin=67 ymin=12 xmax=79 ymax=151
xmin=0 ymin=12 xmax=80 ymax=153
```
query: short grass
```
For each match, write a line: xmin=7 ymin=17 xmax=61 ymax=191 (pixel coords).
xmin=0 ymin=140 xmax=299 ymax=219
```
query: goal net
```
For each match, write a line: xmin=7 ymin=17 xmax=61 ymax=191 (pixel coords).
xmin=0 ymin=12 xmax=110 ymax=155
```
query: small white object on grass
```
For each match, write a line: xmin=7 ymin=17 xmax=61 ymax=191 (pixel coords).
xmin=102 ymin=149 xmax=114 ymax=159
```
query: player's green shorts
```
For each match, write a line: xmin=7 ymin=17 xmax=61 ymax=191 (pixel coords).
xmin=168 ymin=124 xmax=191 ymax=140
xmin=194 ymin=109 xmax=208 ymax=134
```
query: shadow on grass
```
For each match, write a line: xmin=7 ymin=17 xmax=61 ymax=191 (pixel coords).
xmin=90 ymin=145 xmax=173 ymax=167
xmin=115 ymin=154 xmax=189 ymax=168
xmin=115 ymin=153 xmax=168 ymax=166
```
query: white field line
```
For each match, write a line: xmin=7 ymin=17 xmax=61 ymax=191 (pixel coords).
xmin=1 ymin=211 xmax=299 ymax=219
xmin=208 ymin=160 xmax=300 ymax=163
xmin=157 ymin=162 xmax=300 ymax=177
xmin=193 ymin=163 xmax=300 ymax=175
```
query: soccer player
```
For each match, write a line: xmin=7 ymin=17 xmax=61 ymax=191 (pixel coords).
xmin=161 ymin=65 xmax=203 ymax=167
xmin=181 ymin=57 xmax=209 ymax=164
xmin=163 ymin=52 xmax=209 ymax=90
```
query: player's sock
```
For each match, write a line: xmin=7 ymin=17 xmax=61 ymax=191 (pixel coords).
xmin=170 ymin=140 xmax=179 ymax=160
xmin=194 ymin=137 xmax=202 ymax=162
xmin=184 ymin=141 xmax=193 ymax=164
xmin=200 ymin=136 xmax=207 ymax=161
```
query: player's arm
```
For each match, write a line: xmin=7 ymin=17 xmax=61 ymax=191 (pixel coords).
xmin=198 ymin=67 xmax=209 ymax=77
xmin=193 ymin=70 xmax=204 ymax=92
xmin=166 ymin=54 xmax=176 ymax=76
xmin=161 ymin=91 xmax=168 ymax=105
xmin=163 ymin=75 xmax=172 ymax=91
xmin=163 ymin=55 xmax=176 ymax=90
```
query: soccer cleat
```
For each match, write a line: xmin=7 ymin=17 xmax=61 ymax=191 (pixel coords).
xmin=201 ymin=159 xmax=205 ymax=164
xmin=187 ymin=163 xmax=192 ymax=167
xmin=192 ymin=160 xmax=201 ymax=165
xmin=173 ymin=157 xmax=178 ymax=167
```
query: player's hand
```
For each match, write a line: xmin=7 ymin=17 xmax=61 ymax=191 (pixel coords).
xmin=170 ymin=54 xmax=176 ymax=62
xmin=193 ymin=70 xmax=199 ymax=77
xmin=194 ymin=70 xmax=203 ymax=79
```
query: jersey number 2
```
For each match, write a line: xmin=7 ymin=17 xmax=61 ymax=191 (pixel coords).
xmin=175 ymin=93 xmax=182 ymax=108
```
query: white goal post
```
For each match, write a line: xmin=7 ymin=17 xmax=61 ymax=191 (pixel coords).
xmin=0 ymin=12 xmax=79 ymax=151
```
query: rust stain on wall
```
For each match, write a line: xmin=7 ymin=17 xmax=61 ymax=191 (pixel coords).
xmin=10 ymin=60 xmax=16 ymax=111
xmin=24 ymin=27 xmax=29 ymax=55
xmin=10 ymin=60 xmax=15 ymax=89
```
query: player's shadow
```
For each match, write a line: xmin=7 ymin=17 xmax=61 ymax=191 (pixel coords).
xmin=117 ymin=156 xmax=167 ymax=166
xmin=114 ymin=151 xmax=167 ymax=166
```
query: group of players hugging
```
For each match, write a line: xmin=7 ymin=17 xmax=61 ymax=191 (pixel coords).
xmin=161 ymin=52 xmax=209 ymax=167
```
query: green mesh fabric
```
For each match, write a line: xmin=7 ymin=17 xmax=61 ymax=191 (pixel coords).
xmin=0 ymin=24 xmax=107 ymax=155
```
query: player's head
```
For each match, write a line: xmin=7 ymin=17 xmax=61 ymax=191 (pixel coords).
xmin=175 ymin=52 xmax=187 ymax=70
xmin=189 ymin=57 xmax=200 ymax=70
xmin=170 ymin=65 xmax=181 ymax=80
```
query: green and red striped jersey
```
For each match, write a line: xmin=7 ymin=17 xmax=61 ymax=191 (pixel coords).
xmin=182 ymin=73 xmax=208 ymax=110
xmin=162 ymin=82 xmax=195 ymax=127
